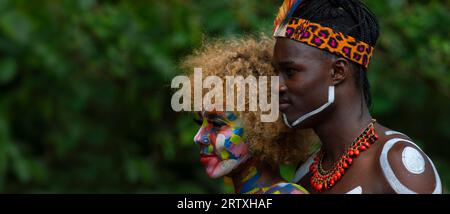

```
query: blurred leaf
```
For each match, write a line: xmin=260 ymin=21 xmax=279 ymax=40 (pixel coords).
xmin=0 ymin=58 xmax=16 ymax=84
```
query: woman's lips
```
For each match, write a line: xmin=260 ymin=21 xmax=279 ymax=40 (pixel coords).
xmin=199 ymin=154 xmax=220 ymax=177
xmin=200 ymin=154 xmax=217 ymax=165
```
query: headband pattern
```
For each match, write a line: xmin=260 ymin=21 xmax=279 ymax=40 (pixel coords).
xmin=275 ymin=17 xmax=374 ymax=69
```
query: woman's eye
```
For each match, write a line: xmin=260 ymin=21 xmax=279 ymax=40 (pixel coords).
xmin=211 ymin=120 xmax=227 ymax=127
xmin=193 ymin=118 xmax=203 ymax=126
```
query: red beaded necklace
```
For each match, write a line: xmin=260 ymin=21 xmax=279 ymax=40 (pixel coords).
xmin=309 ymin=119 xmax=379 ymax=192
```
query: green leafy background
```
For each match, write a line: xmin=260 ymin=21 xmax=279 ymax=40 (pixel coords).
xmin=0 ymin=0 xmax=448 ymax=193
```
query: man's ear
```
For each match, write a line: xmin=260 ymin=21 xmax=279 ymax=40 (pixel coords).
xmin=331 ymin=58 xmax=350 ymax=86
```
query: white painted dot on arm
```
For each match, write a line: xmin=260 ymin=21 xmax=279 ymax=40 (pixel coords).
xmin=402 ymin=147 xmax=425 ymax=174
xmin=380 ymin=138 xmax=442 ymax=194
xmin=346 ymin=186 xmax=362 ymax=194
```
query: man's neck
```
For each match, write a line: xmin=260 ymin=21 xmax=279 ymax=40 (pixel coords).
xmin=313 ymin=98 xmax=372 ymax=167
xmin=230 ymin=157 xmax=283 ymax=194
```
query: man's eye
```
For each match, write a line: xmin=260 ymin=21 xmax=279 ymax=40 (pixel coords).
xmin=193 ymin=118 xmax=203 ymax=126
xmin=284 ymin=68 xmax=297 ymax=77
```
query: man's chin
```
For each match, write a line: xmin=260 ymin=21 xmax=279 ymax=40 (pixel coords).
xmin=283 ymin=112 xmax=297 ymax=124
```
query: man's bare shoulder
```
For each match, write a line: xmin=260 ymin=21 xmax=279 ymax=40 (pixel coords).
xmin=375 ymin=125 xmax=442 ymax=194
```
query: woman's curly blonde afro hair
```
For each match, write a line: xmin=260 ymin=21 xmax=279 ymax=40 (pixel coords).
xmin=180 ymin=34 xmax=318 ymax=165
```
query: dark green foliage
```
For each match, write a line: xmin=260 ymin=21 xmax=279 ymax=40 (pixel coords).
xmin=0 ymin=0 xmax=448 ymax=193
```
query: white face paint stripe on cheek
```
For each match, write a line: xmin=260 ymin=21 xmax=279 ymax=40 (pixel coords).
xmin=215 ymin=134 xmax=226 ymax=152
xmin=284 ymin=86 xmax=335 ymax=128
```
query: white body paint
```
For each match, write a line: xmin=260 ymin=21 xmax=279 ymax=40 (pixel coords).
xmin=384 ymin=130 xmax=406 ymax=136
xmin=346 ymin=186 xmax=363 ymax=194
xmin=283 ymin=86 xmax=335 ymax=128
xmin=380 ymin=130 xmax=442 ymax=194
xmin=293 ymin=131 xmax=442 ymax=194
xmin=402 ymin=146 xmax=425 ymax=174
xmin=215 ymin=134 xmax=226 ymax=151
xmin=292 ymin=151 xmax=318 ymax=183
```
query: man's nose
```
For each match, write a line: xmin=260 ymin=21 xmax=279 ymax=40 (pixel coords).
xmin=279 ymin=75 xmax=288 ymax=93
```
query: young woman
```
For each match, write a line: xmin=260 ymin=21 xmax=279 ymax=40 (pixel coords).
xmin=181 ymin=36 xmax=316 ymax=194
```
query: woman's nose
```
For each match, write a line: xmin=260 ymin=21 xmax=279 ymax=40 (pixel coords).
xmin=194 ymin=130 xmax=210 ymax=145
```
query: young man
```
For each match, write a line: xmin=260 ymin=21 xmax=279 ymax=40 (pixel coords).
xmin=272 ymin=0 xmax=441 ymax=194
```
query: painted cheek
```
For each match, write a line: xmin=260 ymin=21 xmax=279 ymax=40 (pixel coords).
xmin=227 ymin=127 xmax=248 ymax=157
xmin=214 ymin=129 xmax=234 ymax=160
xmin=214 ymin=133 xmax=227 ymax=159
xmin=204 ymin=132 xmax=216 ymax=154
xmin=227 ymin=140 xmax=248 ymax=159
xmin=209 ymin=132 xmax=217 ymax=144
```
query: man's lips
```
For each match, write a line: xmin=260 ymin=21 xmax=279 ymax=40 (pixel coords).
xmin=279 ymin=98 xmax=291 ymax=111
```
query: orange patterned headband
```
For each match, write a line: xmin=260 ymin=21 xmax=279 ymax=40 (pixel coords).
xmin=274 ymin=17 xmax=375 ymax=70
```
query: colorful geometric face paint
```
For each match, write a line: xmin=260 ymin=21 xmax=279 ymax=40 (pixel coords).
xmin=193 ymin=111 xmax=250 ymax=178
xmin=237 ymin=166 xmax=308 ymax=194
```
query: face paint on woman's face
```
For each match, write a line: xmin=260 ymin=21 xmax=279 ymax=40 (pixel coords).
xmin=193 ymin=111 xmax=249 ymax=178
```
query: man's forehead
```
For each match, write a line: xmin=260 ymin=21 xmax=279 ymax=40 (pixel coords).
xmin=274 ymin=38 xmax=322 ymax=62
